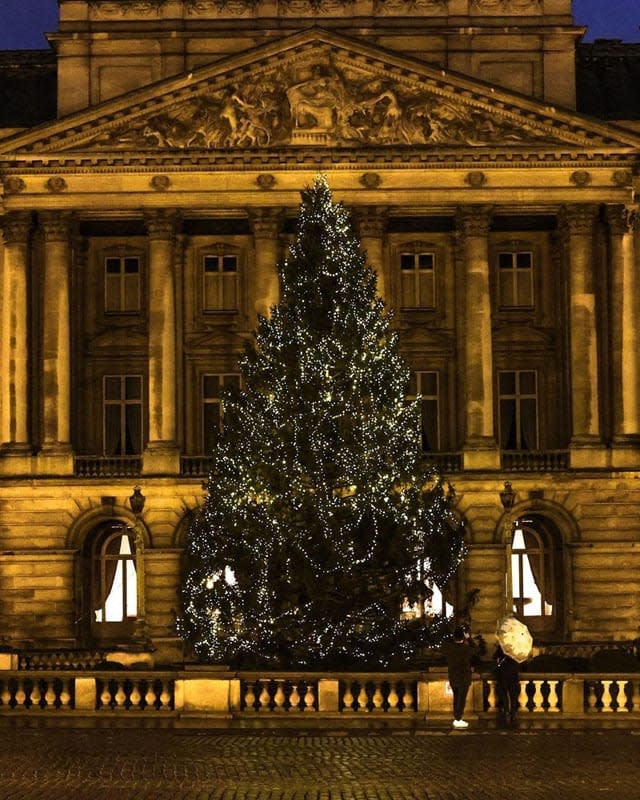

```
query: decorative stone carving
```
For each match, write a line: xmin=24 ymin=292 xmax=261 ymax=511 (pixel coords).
xmin=360 ymin=172 xmax=381 ymax=189
xmin=560 ymin=205 xmax=598 ymax=236
xmin=465 ymin=171 xmax=487 ymax=188
xmin=456 ymin=205 xmax=493 ymax=237
xmin=46 ymin=177 xmax=67 ymax=193
xmin=256 ymin=173 xmax=276 ymax=189
xmin=1 ymin=211 xmax=32 ymax=245
xmin=612 ymin=170 xmax=633 ymax=188
xmin=606 ymin=205 xmax=637 ymax=236
xmin=185 ymin=0 xmax=259 ymax=13
xmin=144 ymin=209 xmax=181 ymax=239
xmin=89 ymin=0 xmax=164 ymax=14
xmin=150 ymin=174 xmax=171 ymax=191
xmin=353 ymin=206 xmax=388 ymax=238
xmin=40 ymin=211 xmax=73 ymax=242
xmin=472 ymin=0 xmax=540 ymax=9
xmin=3 ymin=177 xmax=26 ymax=194
xmin=570 ymin=170 xmax=592 ymax=188
xmin=86 ymin=57 xmax=560 ymax=152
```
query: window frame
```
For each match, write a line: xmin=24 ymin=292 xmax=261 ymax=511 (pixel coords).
xmin=496 ymin=247 xmax=535 ymax=311
xmin=498 ymin=369 xmax=539 ymax=451
xmin=399 ymin=249 xmax=436 ymax=311
xmin=202 ymin=247 xmax=240 ymax=314
xmin=102 ymin=374 xmax=144 ymax=456
xmin=201 ymin=372 xmax=241 ymax=454
xmin=407 ymin=370 xmax=441 ymax=452
xmin=103 ymin=250 xmax=142 ymax=315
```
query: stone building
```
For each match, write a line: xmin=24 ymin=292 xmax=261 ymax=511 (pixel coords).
xmin=0 ymin=0 xmax=639 ymax=667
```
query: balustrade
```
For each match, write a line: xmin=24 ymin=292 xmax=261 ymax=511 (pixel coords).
xmin=0 ymin=670 xmax=639 ymax=724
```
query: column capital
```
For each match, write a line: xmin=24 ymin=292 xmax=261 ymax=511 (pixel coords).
xmin=455 ymin=205 xmax=493 ymax=237
xmin=143 ymin=209 xmax=182 ymax=240
xmin=352 ymin=206 xmax=389 ymax=238
xmin=606 ymin=204 xmax=638 ymax=236
xmin=560 ymin=204 xmax=599 ymax=235
xmin=39 ymin=211 xmax=74 ymax=242
xmin=248 ymin=208 xmax=283 ymax=238
xmin=1 ymin=211 xmax=32 ymax=245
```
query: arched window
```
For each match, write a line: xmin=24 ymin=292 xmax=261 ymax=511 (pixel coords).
xmin=83 ymin=523 xmax=138 ymax=643
xmin=509 ymin=516 xmax=563 ymax=638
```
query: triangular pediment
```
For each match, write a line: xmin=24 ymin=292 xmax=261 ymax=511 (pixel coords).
xmin=2 ymin=28 xmax=639 ymax=160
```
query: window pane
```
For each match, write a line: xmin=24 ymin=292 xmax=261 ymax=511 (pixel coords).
xmin=105 ymin=257 xmax=121 ymax=274
xmin=417 ymin=253 xmax=433 ymax=271
xmin=499 ymin=271 xmax=514 ymax=306
xmin=222 ymin=274 xmax=237 ymax=310
xmin=400 ymin=273 xmax=414 ymax=307
xmin=421 ymin=372 xmax=438 ymax=396
xmin=418 ymin=274 xmax=435 ymax=308
xmin=516 ymin=273 xmax=533 ymax=307
xmin=407 ymin=373 xmax=417 ymax=396
xmin=519 ymin=371 xmax=537 ymax=394
xmin=499 ymin=372 xmax=516 ymax=395
xmin=104 ymin=376 xmax=122 ymax=401
xmin=400 ymin=253 xmax=414 ymax=271
xmin=222 ymin=256 xmax=237 ymax=273
xmin=498 ymin=252 xmax=514 ymax=270
xmin=204 ymin=256 xmax=219 ymax=273
xmin=421 ymin=398 xmax=439 ymax=451
xmin=516 ymin=252 xmax=532 ymax=269
xmin=204 ymin=404 xmax=221 ymax=452
xmin=203 ymin=375 xmax=221 ymax=398
xmin=124 ymin=405 xmax=142 ymax=454
xmin=124 ymin=257 xmax=139 ymax=274
xmin=125 ymin=376 xmax=142 ymax=399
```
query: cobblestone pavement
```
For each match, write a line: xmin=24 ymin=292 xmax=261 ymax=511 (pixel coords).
xmin=0 ymin=727 xmax=638 ymax=800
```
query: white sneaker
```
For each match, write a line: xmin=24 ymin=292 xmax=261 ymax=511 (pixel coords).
xmin=452 ymin=719 xmax=469 ymax=729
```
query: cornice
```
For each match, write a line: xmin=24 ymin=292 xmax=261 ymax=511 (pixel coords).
xmin=2 ymin=29 xmax=639 ymax=158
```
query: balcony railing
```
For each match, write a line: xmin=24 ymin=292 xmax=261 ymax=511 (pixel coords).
xmin=501 ymin=450 xmax=569 ymax=472
xmin=74 ymin=456 xmax=142 ymax=478
xmin=180 ymin=455 xmax=215 ymax=478
xmin=419 ymin=452 xmax=463 ymax=474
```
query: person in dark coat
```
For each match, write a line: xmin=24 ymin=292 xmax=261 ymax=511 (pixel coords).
xmin=494 ymin=643 xmax=520 ymax=726
xmin=441 ymin=625 xmax=478 ymax=729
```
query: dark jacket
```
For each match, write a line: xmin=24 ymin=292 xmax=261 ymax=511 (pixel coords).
xmin=441 ymin=638 xmax=478 ymax=686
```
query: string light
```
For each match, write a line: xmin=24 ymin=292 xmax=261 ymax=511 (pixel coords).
xmin=178 ymin=175 xmax=465 ymax=668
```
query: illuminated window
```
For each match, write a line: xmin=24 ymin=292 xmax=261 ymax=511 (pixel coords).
xmin=511 ymin=524 xmax=553 ymax=619
xmin=402 ymin=560 xmax=454 ymax=619
xmin=93 ymin=530 xmax=137 ymax=624
xmin=498 ymin=251 xmax=533 ymax=309
xmin=105 ymin=255 xmax=141 ymax=313
xmin=400 ymin=251 xmax=435 ymax=309
xmin=499 ymin=370 xmax=538 ymax=451
xmin=103 ymin=375 xmax=143 ymax=455
xmin=203 ymin=253 xmax=238 ymax=311
xmin=407 ymin=371 xmax=440 ymax=451
xmin=202 ymin=373 xmax=241 ymax=452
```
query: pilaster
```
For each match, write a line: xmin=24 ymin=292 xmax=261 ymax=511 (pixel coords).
xmin=143 ymin=210 xmax=180 ymax=475
xmin=561 ymin=204 xmax=607 ymax=469
xmin=38 ymin=212 xmax=74 ymax=474
xmin=353 ymin=206 xmax=389 ymax=302
xmin=457 ymin=206 xmax=500 ymax=471
xmin=0 ymin=212 xmax=32 ymax=464
xmin=248 ymin=208 xmax=282 ymax=322
xmin=607 ymin=205 xmax=640 ymax=467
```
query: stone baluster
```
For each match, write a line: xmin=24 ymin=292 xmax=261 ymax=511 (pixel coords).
xmin=386 ymin=682 xmax=399 ymax=713
xmin=561 ymin=205 xmax=607 ymax=467
xmin=600 ymin=680 xmax=614 ymax=712
xmin=487 ymin=680 xmax=498 ymax=711
xmin=143 ymin=210 xmax=181 ymax=474
xmin=607 ymin=205 xmax=640 ymax=467
xmin=456 ymin=206 xmax=499 ymax=469
xmin=355 ymin=683 xmax=367 ymax=712
xmin=342 ymin=682 xmax=355 ymax=712
xmin=159 ymin=683 xmax=172 ymax=711
xmin=258 ymin=681 xmax=271 ymax=711
xmin=273 ymin=679 xmax=286 ymax=712
xmin=518 ymin=680 xmax=529 ymax=712
xmin=547 ymin=680 xmax=560 ymax=712
xmin=371 ymin=682 xmax=384 ymax=712
xmin=0 ymin=212 xmax=32 ymax=459
xmin=244 ymin=682 xmax=257 ymax=711
xmin=532 ymin=680 xmax=545 ymax=712
xmin=248 ymin=208 xmax=282 ymax=322
xmin=289 ymin=681 xmax=301 ymax=712
xmin=402 ymin=683 xmax=414 ymax=712
xmin=353 ymin=206 xmax=389 ymax=301
xmin=303 ymin=683 xmax=315 ymax=712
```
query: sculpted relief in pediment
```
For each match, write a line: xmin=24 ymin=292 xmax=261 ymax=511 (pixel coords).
xmin=84 ymin=57 xmax=558 ymax=151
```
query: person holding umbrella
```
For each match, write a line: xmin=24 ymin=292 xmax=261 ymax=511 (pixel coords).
xmin=441 ymin=624 xmax=478 ymax=729
xmin=493 ymin=643 xmax=520 ymax=726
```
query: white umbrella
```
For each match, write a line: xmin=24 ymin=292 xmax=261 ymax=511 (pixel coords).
xmin=496 ymin=616 xmax=533 ymax=663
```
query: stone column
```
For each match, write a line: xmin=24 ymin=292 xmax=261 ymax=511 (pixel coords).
xmin=248 ymin=209 xmax=281 ymax=322
xmin=143 ymin=210 xmax=180 ymax=474
xmin=0 ymin=212 xmax=32 ymax=461
xmin=562 ymin=205 xmax=606 ymax=467
xmin=39 ymin=213 xmax=74 ymax=471
xmin=353 ymin=206 xmax=388 ymax=302
xmin=457 ymin=206 xmax=500 ymax=470
xmin=608 ymin=205 xmax=640 ymax=466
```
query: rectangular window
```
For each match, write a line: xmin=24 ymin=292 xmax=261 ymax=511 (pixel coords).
xmin=400 ymin=252 xmax=435 ymax=310
xmin=105 ymin=256 xmax=141 ymax=313
xmin=498 ymin=251 xmax=534 ymax=309
xmin=203 ymin=254 xmax=238 ymax=312
xmin=499 ymin=370 xmax=538 ymax=451
xmin=407 ymin=371 xmax=440 ymax=451
xmin=103 ymin=375 xmax=143 ymax=455
xmin=202 ymin=373 xmax=241 ymax=452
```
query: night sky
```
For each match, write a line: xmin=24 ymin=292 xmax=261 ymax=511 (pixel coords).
xmin=0 ymin=0 xmax=637 ymax=49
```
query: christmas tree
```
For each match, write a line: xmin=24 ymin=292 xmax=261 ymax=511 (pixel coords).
xmin=179 ymin=176 xmax=465 ymax=668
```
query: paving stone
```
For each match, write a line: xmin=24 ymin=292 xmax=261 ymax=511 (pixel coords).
xmin=0 ymin=728 xmax=636 ymax=799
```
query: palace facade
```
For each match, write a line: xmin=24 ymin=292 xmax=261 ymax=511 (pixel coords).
xmin=1 ymin=0 xmax=639 ymax=667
